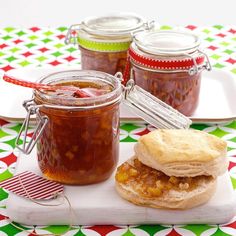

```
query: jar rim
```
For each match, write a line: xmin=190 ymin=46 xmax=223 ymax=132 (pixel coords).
xmin=133 ymin=30 xmax=201 ymax=56
xmin=34 ymin=70 xmax=122 ymax=109
xmin=80 ymin=12 xmax=146 ymax=38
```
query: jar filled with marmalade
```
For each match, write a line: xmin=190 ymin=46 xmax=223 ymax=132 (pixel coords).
xmin=20 ymin=71 xmax=122 ymax=185
xmin=65 ymin=13 xmax=153 ymax=75
xmin=125 ymin=30 xmax=211 ymax=116
xmin=16 ymin=70 xmax=191 ymax=185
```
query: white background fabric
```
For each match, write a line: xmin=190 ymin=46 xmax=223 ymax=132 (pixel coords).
xmin=0 ymin=0 xmax=235 ymax=27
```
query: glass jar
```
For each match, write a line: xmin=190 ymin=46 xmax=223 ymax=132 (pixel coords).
xmin=126 ymin=30 xmax=211 ymax=116
xmin=16 ymin=70 xmax=192 ymax=185
xmin=65 ymin=13 xmax=152 ymax=75
xmin=19 ymin=71 xmax=122 ymax=185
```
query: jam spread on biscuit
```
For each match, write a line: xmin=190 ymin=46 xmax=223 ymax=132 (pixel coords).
xmin=115 ymin=158 xmax=213 ymax=198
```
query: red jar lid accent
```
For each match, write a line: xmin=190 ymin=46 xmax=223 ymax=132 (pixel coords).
xmin=128 ymin=47 xmax=205 ymax=70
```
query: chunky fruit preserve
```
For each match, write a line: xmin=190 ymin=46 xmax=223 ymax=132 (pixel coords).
xmin=34 ymin=71 xmax=122 ymax=185
xmin=132 ymin=66 xmax=201 ymax=116
xmin=115 ymin=158 xmax=213 ymax=198
xmin=80 ymin=46 xmax=127 ymax=75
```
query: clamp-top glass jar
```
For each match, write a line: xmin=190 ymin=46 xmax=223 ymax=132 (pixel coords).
xmin=19 ymin=71 xmax=122 ymax=185
xmin=65 ymin=13 xmax=153 ymax=75
xmin=16 ymin=70 xmax=191 ymax=185
xmin=126 ymin=30 xmax=211 ymax=116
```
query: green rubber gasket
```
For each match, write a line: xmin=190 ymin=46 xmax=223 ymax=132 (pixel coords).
xmin=78 ymin=37 xmax=131 ymax=52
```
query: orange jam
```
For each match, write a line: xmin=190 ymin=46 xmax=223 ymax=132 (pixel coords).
xmin=34 ymin=71 xmax=122 ymax=185
xmin=115 ymin=158 xmax=213 ymax=198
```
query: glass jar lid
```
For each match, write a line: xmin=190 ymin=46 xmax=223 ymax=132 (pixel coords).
xmin=123 ymin=80 xmax=192 ymax=129
xmin=133 ymin=30 xmax=201 ymax=55
xmin=80 ymin=13 xmax=145 ymax=37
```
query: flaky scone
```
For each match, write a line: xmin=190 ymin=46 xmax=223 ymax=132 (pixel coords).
xmin=134 ymin=129 xmax=228 ymax=177
xmin=115 ymin=158 xmax=216 ymax=209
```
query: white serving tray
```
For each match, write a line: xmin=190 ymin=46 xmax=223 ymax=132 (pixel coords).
xmin=6 ymin=143 xmax=236 ymax=225
xmin=0 ymin=67 xmax=236 ymax=123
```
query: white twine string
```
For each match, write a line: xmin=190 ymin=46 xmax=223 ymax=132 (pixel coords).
xmin=8 ymin=175 xmax=76 ymax=236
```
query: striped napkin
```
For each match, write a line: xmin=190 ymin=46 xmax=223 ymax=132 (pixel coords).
xmin=0 ymin=171 xmax=64 ymax=200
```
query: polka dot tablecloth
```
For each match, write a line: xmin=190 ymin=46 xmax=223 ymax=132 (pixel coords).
xmin=0 ymin=25 xmax=236 ymax=235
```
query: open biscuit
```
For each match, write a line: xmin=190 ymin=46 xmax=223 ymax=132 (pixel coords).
xmin=134 ymin=129 xmax=228 ymax=177
xmin=115 ymin=129 xmax=228 ymax=210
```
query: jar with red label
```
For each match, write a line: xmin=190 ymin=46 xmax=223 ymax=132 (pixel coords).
xmin=125 ymin=30 xmax=211 ymax=116
xmin=65 ymin=13 xmax=153 ymax=75
xmin=16 ymin=70 xmax=191 ymax=185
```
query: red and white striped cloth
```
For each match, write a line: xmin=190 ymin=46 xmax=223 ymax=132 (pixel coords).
xmin=0 ymin=171 xmax=64 ymax=200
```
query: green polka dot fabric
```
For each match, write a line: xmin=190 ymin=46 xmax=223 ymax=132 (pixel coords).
xmin=0 ymin=25 xmax=236 ymax=235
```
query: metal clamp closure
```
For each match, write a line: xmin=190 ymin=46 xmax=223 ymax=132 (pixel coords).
xmin=65 ymin=24 xmax=80 ymax=45
xmin=15 ymin=99 xmax=48 ymax=154
xmin=131 ymin=20 xmax=155 ymax=38
xmin=123 ymin=79 xmax=135 ymax=99
xmin=199 ymin=49 xmax=212 ymax=72
xmin=187 ymin=49 xmax=212 ymax=75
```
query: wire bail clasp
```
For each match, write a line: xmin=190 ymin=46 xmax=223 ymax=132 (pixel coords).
xmin=187 ymin=49 xmax=212 ymax=76
xmin=65 ymin=24 xmax=80 ymax=45
xmin=199 ymin=50 xmax=212 ymax=72
xmin=131 ymin=20 xmax=156 ymax=38
xmin=15 ymin=99 xmax=48 ymax=154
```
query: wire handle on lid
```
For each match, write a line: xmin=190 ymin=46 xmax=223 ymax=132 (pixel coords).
xmin=130 ymin=20 xmax=156 ymax=37
xmin=64 ymin=24 xmax=81 ymax=45
xmin=15 ymin=99 xmax=48 ymax=155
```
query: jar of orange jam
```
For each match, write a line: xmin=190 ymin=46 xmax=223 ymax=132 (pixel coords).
xmin=125 ymin=30 xmax=211 ymax=116
xmin=16 ymin=70 xmax=191 ymax=185
xmin=19 ymin=71 xmax=122 ymax=185
xmin=65 ymin=13 xmax=153 ymax=75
